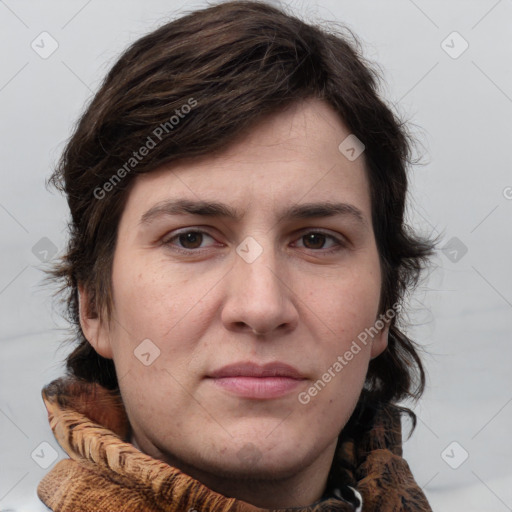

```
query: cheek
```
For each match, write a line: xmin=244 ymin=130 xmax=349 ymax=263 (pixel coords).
xmin=309 ymin=263 xmax=381 ymax=339
xmin=111 ymin=251 xmax=189 ymax=332
xmin=108 ymin=252 xmax=218 ymax=373
xmin=108 ymin=255 xmax=176 ymax=364
xmin=300 ymin=261 xmax=381 ymax=398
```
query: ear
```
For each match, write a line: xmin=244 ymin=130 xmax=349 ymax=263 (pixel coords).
xmin=78 ymin=284 xmax=113 ymax=359
xmin=370 ymin=319 xmax=389 ymax=360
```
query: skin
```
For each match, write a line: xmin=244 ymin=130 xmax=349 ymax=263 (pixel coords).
xmin=79 ymin=97 xmax=388 ymax=508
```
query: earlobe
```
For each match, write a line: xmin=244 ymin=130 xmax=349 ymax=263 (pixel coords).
xmin=78 ymin=284 xmax=114 ymax=359
xmin=370 ymin=321 xmax=389 ymax=360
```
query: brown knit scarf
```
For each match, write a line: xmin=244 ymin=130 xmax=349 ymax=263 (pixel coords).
xmin=37 ymin=377 xmax=432 ymax=511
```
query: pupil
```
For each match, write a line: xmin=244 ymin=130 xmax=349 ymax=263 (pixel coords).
xmin=304 ymin=233 xmax=325 ymax=249
xmin=180 ymin=232 xmax=202 ymax=249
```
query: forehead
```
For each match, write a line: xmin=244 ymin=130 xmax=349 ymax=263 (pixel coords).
xmin=122 ymin=98 xmax=372 ymax=223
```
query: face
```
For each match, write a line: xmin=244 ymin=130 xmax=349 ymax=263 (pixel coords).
xmin=80 ymin=97 xmax=388 ymax=488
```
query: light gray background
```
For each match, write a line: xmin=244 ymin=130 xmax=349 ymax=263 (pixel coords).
xmin=1 ymin=1 xmax=511 ymax=510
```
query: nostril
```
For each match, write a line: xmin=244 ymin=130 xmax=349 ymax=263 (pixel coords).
xmin=234 ymin=323 xmax=268 ymax=336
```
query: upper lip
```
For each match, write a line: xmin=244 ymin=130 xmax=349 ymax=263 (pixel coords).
xmin=208 ymin=362 xmax=305 ymax=379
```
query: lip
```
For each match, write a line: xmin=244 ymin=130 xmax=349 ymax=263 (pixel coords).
xmin=208 ymin=361 xmax=305 ymax=379
xmin=207 ymin=362 xmax=306 ymax=399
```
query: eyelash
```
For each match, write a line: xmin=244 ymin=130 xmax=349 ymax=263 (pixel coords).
xmin=161 ymin=228 xmax=347 ymax=255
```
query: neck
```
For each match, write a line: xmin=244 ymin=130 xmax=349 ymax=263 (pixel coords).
xmin=131 ymin=435 xmax=338 ymax=508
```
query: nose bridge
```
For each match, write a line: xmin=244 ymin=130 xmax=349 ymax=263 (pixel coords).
xmin=223 ymin=234 xmax=297 ymax=335
xmin=235 ymin=236 xmax=283 ymax=303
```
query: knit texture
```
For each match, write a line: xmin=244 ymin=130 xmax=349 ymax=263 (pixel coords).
xmin=37 ymin=377 xmax=432 ymax=511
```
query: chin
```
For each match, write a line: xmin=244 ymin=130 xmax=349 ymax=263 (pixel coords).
xmin=207 ymin=437 xmax=314 ymax=481
xmin=199 ymin=452 xmax=306 ymax=482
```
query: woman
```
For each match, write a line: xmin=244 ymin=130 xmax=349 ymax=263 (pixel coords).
xmin=39 ymin=1 xmax=434 ymax=510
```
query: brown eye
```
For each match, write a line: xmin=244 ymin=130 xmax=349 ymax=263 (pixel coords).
xmin=163 ymin=229 xmax=216 ymax=251
xmin=302 ymin=232 xmax=327 ymax=249
xmin=178 ymin=231 xmax=204 ymax=249
xmin=295 ymin=230 xmax=345 ymax=253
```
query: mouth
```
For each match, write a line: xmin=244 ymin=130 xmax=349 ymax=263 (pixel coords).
xmin=206 ymin=361 xmax=307 ymax=400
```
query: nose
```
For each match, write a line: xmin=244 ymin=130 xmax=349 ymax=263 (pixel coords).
xmin=221 ymin=244 xmax=299 ymax=338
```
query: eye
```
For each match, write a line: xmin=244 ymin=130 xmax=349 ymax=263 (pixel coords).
xmin=294 ymin=230 xmax=345 ymax=252
xmin=161 ymin=228 xmax=346 ymax=254
xmin=162 ymin=229 xmax=217 ymax=251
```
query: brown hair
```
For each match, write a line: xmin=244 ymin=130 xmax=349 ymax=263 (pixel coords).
xmin=47 ymin=0 xmax=434 ymax=428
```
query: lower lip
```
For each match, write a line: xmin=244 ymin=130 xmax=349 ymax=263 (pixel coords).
xmin=208 ymin=376 xmax=304 ymax=399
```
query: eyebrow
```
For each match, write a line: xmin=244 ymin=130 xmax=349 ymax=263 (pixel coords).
xmin=139 ymin=199 xmax=366 ymax=226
